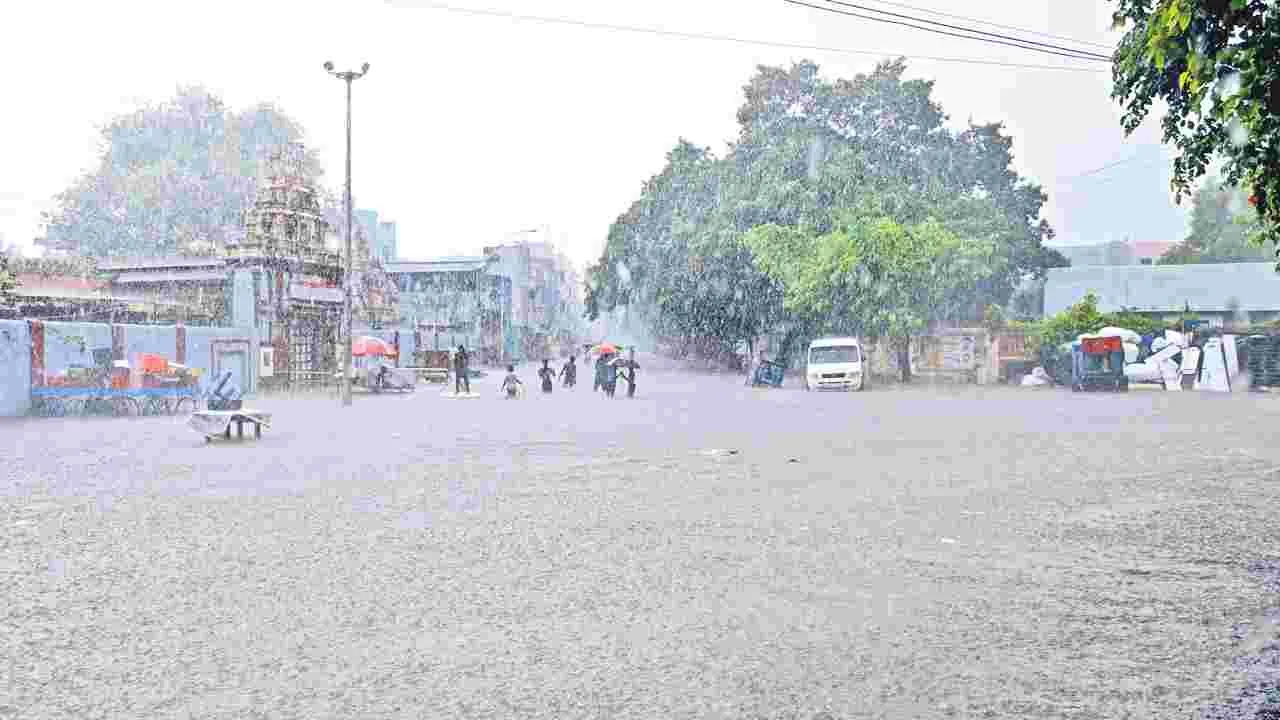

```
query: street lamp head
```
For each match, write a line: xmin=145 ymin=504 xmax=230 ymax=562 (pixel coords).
xmin=323 ymin=61 xmax=334 ymax=72
xmin=361 ymin=62 xmax=370 ymax=75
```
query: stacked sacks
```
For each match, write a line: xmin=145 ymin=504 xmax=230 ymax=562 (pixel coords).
xmin=1245 ymin=335 xmax=1280 ymax=389
xmin=1123 ymin=330 xmax=1189 ymax=389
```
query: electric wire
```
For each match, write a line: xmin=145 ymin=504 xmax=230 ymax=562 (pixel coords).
xmin=786 ymin=0 xmax=1111 ymax=63
xmin=391 ymin=1 xmax=1109 ymax=73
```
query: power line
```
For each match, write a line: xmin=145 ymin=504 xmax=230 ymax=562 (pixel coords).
xmin=389 ymin=1 xmax=1108 ymax=73
xmin=817 ymin=0 xmax=1112 ymax=61
xmin=851 ymin=0 xmax=1114 ymax=50
xmin=1058 ymin=152 xmax=1149 ymax=181
xmin=786 ymin=0 xmax=1111 ymax=63
xmin=1054 ymin=158 xmax=1171 ymax=191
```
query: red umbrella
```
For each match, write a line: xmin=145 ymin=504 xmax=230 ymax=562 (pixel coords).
xmin=352 ymin=336 xmax=396 ymax=357
xmin=596 ymin=342 xmax=618 ymax=355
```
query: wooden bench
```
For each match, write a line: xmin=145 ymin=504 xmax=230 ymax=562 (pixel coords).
xmin=190 ymin=409 xmax=272 ymax=442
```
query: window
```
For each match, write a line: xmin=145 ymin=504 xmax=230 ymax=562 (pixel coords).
xmin=1140 ymin=258 xmax=1153 ymax=265
xmin=809 ymin=345 xmax=861 ymax=364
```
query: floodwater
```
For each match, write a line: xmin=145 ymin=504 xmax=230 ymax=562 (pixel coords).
xmin=3 ymin=361 xmax=1279 ymax=719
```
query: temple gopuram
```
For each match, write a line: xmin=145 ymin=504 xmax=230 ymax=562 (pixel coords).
xmin=227 ymin=143 xmax=345 ymax=386
xmin=20 ymin=144 xmax=368 ymax=389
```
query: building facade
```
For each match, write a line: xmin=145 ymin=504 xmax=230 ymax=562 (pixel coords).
xmin=482 ymin=240 xmax=583 ymax=361
xmin=354 ymin=208 xmax=398 ymax=265
xmin=1044 ymin=262 xmax=1280 ymax=326
xmin=1050 ymin=239 xmax=1178 ymax=267
xmin=386 ymin=257 xmax=511 ymax=365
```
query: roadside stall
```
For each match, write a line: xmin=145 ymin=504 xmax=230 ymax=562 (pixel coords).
xmin=405 ymin=349 xmax=451 ymax=384
xmin=336 ymin=336 xmax=416 ymax=393
xmin=30 ymin=349 xmax=199 ymax=417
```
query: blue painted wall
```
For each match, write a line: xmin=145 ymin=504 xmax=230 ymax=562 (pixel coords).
xmin=0 ymin=320 xmax=259 ymax=416
xmin=42 ymin=322 xmax=113 ymax=378
xmin=117 ymin=323 xmax=178 ymax=371
xmin=0 ymin=321 xmax=32 ymax=417
xmin=185 ymin=326 xmax=252 ymax=395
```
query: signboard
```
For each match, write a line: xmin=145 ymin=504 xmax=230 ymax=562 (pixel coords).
xmin=943 ymin=336 xmax=976 ymax=370
xmin=996 ymin=333 xmax=1029 ymax=360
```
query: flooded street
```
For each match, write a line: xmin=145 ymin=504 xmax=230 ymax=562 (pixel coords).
xmin=4 ymin=365 xmax=1280 ymax=719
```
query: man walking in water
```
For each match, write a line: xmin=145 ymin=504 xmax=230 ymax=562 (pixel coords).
xmin=559 ymin=355 xmax=577 ymax=388
xmin=623 ymin=349 xmax=639 ymax=398
xmin=453 ymin=344 xmax=470 ymax=395
xmin=538 ymin=359 xmax=555 ymax=394
xmin=500 ymin=364 xmax=523 ymax=399
xmin=594 ymin=354 xmax=608 ymax=393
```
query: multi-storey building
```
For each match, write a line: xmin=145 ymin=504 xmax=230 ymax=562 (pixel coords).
xmin=386 ymin=257 xmax=511 ymax=365
xmin=482 ymin=240 xmax=583 ymax=360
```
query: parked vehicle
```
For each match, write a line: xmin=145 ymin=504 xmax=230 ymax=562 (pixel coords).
xmin=752 ymin=358 xmax=786 ymax=388
xmin=804 ymin=337 xmax=865 ymax=391
xmin=1072 ymin=335 xmax=1129 ymax=392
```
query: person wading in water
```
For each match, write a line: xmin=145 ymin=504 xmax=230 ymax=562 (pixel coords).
xmin=538 ymin=359 xmax=555 ymax=394
xmin=453 ymin=345 xmax=471 ymax=395
xmin=500 ymin=364 xmax=523 ymax=399
xmin=594 ymin=354 xmax=609 ymax=393
xmin=602 ymin=355 xmax=619 ymax=398
xmin=559 ymin=355 xmax=577 ymax=388
xmin=622 ymin=352 xmax=639 ymax=398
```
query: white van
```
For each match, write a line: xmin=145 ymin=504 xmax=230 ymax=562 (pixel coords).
xmin=804 ymin=337 xmax=865 ymax=391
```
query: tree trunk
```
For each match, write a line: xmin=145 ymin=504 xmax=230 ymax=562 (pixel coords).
xmin=897 ymin=338 xmax=912 ymax=384
xmin=744 ymin=335 xmax=757 ymax=386
xmin=777 ymin=327 xmax=801 ymax=371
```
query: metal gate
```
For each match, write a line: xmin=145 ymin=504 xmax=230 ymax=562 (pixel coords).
xmin=287 ymin=313 xmax=337 ymax=388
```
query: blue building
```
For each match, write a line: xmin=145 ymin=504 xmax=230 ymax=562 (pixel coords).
xmin=385 ymin=257 xmax=512 ymax=365
xmin=354 ymin=209 xmax=398 ymax=265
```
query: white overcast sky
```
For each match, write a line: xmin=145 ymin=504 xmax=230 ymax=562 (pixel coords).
xmin=0 ymin=0 xmax=1187 ymax=270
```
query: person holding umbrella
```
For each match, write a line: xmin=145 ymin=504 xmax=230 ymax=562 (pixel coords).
xmin=602 ymin=353 xmax=620 ymax=398
xmin=593 ymin=351 xmax=609 ymax=393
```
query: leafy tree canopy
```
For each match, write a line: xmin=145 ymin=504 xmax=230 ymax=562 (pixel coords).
xmin=42 ymin=86 xmax=325 ymax=258
xmin=745 ymin=192 xmax=1007 ymax=344
xmin=587 ymin=59 xmax=1061 ymax=359
xmin=0 ymin=250 xmax=17 ymax=300
xmin=1160 ymin=175 xmax=1270 ymax=263
xmin=1111 ymin=0 xmax=1280 ymax=254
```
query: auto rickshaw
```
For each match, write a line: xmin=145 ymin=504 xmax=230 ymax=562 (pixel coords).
xmin=1072 ymin=336 xmax=1129 ymax=392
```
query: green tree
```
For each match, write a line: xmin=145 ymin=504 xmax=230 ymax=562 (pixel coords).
xmin=42 ymin=86 xmax=325 ymax=258
xmin=1111 ymin=0 xmax=1280 ymax=255
xmin=586 ymin=140 xmax=759 ymax=361
xmin=588 ymin=59 xmax=1061 ymax=366
xmin=1161 ymin=176 xmax=1270 ymax=263
xmin=746 ymin=194 xmax=1006 ymax=382
xmin=0 ymin=250 xmax=17 ymax=302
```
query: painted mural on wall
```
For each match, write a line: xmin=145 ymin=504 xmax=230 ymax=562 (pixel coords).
xmin=916 ymin=335 xmax=978 ymax=371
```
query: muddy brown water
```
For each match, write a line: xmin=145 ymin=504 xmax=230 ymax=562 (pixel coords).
xmin=3 ymin=367 xmax=1279 ymax=719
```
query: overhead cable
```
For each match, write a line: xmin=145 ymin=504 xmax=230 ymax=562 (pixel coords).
xmin=817 ymin=0 xmax=1112 ymax=61
xmin=786 ymin=0 xmax=1110 ymax=63
xmin=391 ymin=1 xmax=1108 ymax=73
xmin=847 ymin=0 xmax=1114 ymax=50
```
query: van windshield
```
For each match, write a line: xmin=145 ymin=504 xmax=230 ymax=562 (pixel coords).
xmin=810 ymin=346 xmax=860 ymax=364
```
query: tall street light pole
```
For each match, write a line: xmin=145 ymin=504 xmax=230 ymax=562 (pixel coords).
xmin=324 ymin=60 xmax=369 ymax=407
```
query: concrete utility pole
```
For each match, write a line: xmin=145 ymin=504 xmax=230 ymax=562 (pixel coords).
xmin=324 ymin=60 xmax=369 ymax=407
